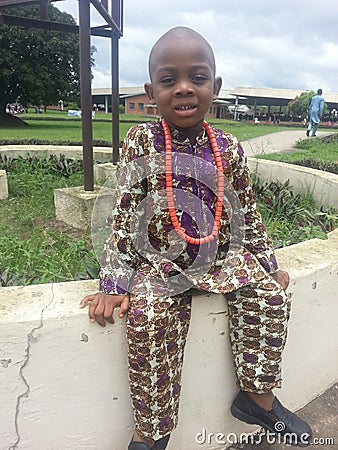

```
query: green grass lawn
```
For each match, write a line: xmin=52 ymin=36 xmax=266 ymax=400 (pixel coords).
xmin=0 ymin=157 xmax=96 ymax=286
xmin=0 ymin=112 xmax=302 ymax=144
xmin=256 ymin=133 xmax=338 ymax=174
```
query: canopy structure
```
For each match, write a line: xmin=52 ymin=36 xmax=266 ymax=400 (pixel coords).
xmin=230 ymin=87 xmax=338 ymax=111
xmin=0 ymin=0 xmax=124 ymax=190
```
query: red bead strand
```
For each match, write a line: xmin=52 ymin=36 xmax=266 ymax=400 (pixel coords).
xmin=162 ymin=118 xmax=224 ymax=245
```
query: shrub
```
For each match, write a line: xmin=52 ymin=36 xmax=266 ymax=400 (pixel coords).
xmin=253 ymin=178 xmax=337 ymax=248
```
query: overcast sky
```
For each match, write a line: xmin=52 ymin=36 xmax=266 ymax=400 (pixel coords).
xmin=57 ymin=0 xmax=338 ymax=94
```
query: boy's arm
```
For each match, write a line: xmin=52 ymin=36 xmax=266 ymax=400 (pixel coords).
xmin=231 ymin=142 xmax=278 ymax=274
xmin=98 ymin=126 xmax=148 ymax=295
xmin=80 ymin=293 xmax=130 ymax=327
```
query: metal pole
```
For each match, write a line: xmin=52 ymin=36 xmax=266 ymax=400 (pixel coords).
xmin=79 ymin=0 xmax=94 ymax=191
xmin=39 ymin=0 xmax=48 ymax=20
xmin=111 ymin=0 xmax=120 ymax=164
xmin=234 ymin=95 xmax=239 ymax=121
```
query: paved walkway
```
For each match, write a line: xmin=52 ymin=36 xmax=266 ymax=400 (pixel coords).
xmin=241 ymin=129 xmax=331 ymax=157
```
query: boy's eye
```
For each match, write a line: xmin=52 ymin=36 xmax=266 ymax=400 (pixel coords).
xmin=159 ymin=77 xmax=175 ymax=84
xmin=192 ymin=74 xmax=208 ymax=82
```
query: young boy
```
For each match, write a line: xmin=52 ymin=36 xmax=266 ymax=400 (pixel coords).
xmin=81 ymin=27 xmax=312 ymax=449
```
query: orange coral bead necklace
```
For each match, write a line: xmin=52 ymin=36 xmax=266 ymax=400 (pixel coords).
xmin=162 ymin=118 xmax=224 ymax=245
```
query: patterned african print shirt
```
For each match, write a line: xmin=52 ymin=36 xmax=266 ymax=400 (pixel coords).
xmin=99 ymin=120 xmax=278 ymax=297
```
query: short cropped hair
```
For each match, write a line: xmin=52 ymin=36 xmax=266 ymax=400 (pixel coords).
xmin=148 ymin=26 xmax=216 ymax=80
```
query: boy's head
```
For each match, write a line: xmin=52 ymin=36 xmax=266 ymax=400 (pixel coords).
xmin=148 ymin=27 xmax=216 ymax=81
xmin=317 ymin=88 xmax=322 ymax=95
xmin=145 ymin=26 xmax=222 ymax=133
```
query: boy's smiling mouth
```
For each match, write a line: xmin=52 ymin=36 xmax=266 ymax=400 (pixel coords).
xmin=175 ymin=105 xmax=197 ymax=111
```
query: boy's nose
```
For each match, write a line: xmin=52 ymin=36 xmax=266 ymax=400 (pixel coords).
xmin=174 ymin=80 xmax=194 ymax=96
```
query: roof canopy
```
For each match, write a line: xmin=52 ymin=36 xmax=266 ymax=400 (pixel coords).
xmin=229 ymin=87 xmax=338 ymax=109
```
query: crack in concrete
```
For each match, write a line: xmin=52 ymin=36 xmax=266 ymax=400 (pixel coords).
xmin=9 ymin=284 xmax=55 ymax=450
xmin=208 ymin=310 xmax=228 ymax=316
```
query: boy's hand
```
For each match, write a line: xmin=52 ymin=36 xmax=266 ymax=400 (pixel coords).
xmin=80 ymin=293 xmax=130 ymax=327
xmin=271 ymin=270 xmax=290 ymax=291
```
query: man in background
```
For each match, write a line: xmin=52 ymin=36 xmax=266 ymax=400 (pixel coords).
xmin=306 ymin=89 xmax=324 ymax=137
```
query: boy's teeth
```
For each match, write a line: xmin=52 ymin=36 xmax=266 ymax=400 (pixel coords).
xmin=177 ymin=106 xmax=194 ymax=110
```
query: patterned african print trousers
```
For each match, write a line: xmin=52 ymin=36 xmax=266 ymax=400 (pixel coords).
xmin=126 ymin=275 xmax=291 ymax=441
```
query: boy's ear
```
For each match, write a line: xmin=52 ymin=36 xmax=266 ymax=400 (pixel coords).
xmin=213 ymin=76 xmax=222 ymax=99
xmin=144 ymin=83 xmax=155 ymax=102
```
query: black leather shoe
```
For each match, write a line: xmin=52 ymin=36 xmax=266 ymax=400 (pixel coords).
xmin=154 ymin=434 xmax=170 ymax=450
xmin=231 ymin=391 xmax=312 ymax=447
xmin=128 ymin=434 xmax=170 ymax=450
xmin=128 ymin=441 xmax=152 ymax=450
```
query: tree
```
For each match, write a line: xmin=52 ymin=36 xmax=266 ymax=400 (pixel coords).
xmin=0 ymin=4 xmax=95 ymax=126
xmin=288 ymin=91 xmax=315 ymax=120
xmin=289 ymin=91 xmax=327 ymax=120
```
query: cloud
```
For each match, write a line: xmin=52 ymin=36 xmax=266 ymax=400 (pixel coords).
xmin=92 ymin=68 xmax=112 ymax=89
xmin=58 ymin=0 xmax=338 ymax=93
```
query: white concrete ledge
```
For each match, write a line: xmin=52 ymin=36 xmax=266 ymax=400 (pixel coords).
xmin=0 ymin=169 xmax=8 ymax=200
xmin=248 ymin=157 xmax=338 ymax=209
xmin=0 ymin=145 xmax=113 ymax=163
xmin=54 ymin=186 xmax=102 ymax=229
xmin=1 ymin=229 xmax=337 ymax=450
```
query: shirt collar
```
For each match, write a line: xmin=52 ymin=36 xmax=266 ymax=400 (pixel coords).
xmin=158 ymin=118 xmax=209 ymax=146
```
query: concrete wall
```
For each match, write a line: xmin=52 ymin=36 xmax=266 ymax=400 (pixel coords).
xmin=1 ymin=229 xmax=337 ymax=450
xmin=0 ymin=169 xmax=8 ymax=200
xmin=0 ymin=146 xmax=113 ymax=163
xmin=248 ymin=157 xmax=338 ymax=209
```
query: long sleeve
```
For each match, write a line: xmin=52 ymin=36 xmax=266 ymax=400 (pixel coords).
xmin=230 ymin=142 xmax=278 ymax=273
xmin=99 ymin=126 xmax=148 ymax=294
xmin=319 ymin=97 xmax=324 ymax=117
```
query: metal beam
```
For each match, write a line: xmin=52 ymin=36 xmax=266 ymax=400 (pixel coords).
xmin=39 ymin=0 xmax=49 ymax=20
xmin=91 ymin=0 xmax=122 ymax=37
xmin=79 ymin=0 xmax=94 ymax=191
xmin=0 ymin=13 xmax=78 ymax=32
xmin=111 ymin=0 xmax=121 ymax=163
xmin=0 ymin=13 xmax=113 ymax=37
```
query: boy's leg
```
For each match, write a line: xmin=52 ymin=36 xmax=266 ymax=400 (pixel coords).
xmin=126 ymin=289 xmax=192 ymax=443
xmin=225 ymin=277 xmax=290 ymax=393
xmin=225 ymin=277 xmax=312 ymax=444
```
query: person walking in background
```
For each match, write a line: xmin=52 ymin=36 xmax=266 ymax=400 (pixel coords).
xmin=306 ymin=89 xmax=324 ymax=137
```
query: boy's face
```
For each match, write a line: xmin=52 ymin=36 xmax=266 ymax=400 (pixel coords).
xmin=145 ymin=37 xmax=222 ymax=132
